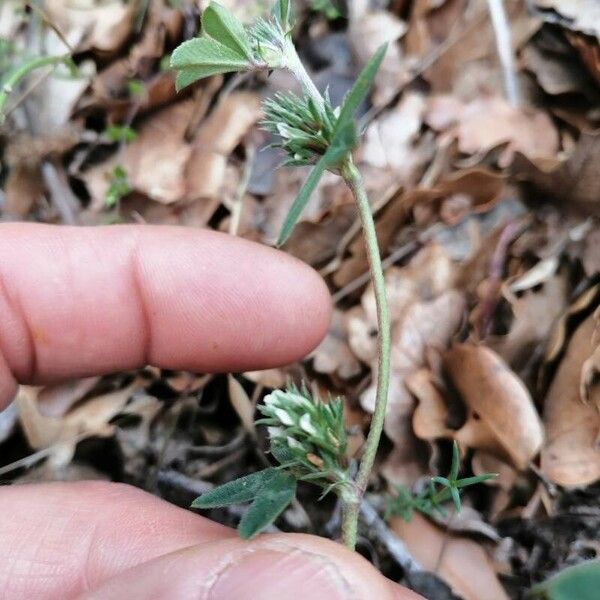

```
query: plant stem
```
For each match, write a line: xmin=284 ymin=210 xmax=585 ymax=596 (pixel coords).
xmin=284 ymin=42 xmax=325 ymax=110
xmin=0 ymin=54 xmax=70 ymax=124
xmin=340 ymin=158 xmax=391 ymax=549
xmin=283 ymin=49 xmax=391 ymax=551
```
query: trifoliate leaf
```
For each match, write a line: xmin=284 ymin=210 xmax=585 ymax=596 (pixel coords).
xmin=191 ymin=468 xmax=280 ymax=508
xmin=202 ymin=2 xmax=253 ymax=61
xmin=238 ymin=471 xmax=296 ymax=539
xmin=170 ymin=37 xmax=251 ymax=90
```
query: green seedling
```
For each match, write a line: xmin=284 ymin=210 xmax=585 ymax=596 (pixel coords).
xmin=104 ymin=125 xmax=138 ymax=144
xmin=386 ymin=442 xmax=497 ymax=522
xmin=106 ymin=165 xmax=132 ymax=209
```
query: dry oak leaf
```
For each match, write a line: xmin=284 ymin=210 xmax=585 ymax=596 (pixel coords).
xmin=541 ymin=313 xmax=600 ymax=486
xmin=535 ymin=0 xmax=600 ymax=39
xmin=311 ymin=309 xmax=361 ymax=379
xmin=512 ymin=130 xmax=600 ymax=215
xmin=361 ymin=92 xmax=426 ymax=173
xmin=16 ymin=383 xmax=140 ymax=467
xmin=351 ymin=245 xmax=463 ymax=451
xmin=489 ymin=264 xmax=569 ymax=368
xmin=567 ymin=31 xmax=600 ymax=84
xmin=86 ymin=93 xmax=261 ymax=206
xmin=521 ymin=43 xmax=599 ymax=99
xmin=426 ymin=95 xmax=559 ymax=166
xmin=359 ymin=290 xmax=466 ymax=447
xmin=472 ymin=450 xmax=519 ymax=519
xmin=44 ymin=0 xmax=135 ymax=53
xmin=348 ymin=2 xmax=407 ymax=106
xmin=391 ymin=512 xmax=509 ymax=600
xmin=443 ymin=344 xmax=544 ymax=470
xmin=580 ymin=309 xmax=600 ymax=406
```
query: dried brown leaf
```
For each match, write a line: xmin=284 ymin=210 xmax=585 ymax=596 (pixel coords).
xmin=361 ymin=92 xmax=427 ymax=175
xmin=348 ymin=4 xmax=407 ymax=106
xmin=227 ymin=374 xmax=256 ymax=437
xmin=427 ymin=95 xmax=559 ymax=166
xmin=443 ymin=344 xmax=543 ymax=469
xmin=16 ymin=383 xmax=140 ymax=466
xmin=85 ymin=93 xmax=261 ymax=207
xmin=512 ymin=131 xmax=600 ymax=214
xmin=541 ymin=313 xmax=600 ymax=486
xmin=45 ymin=0 xmax=135 ymax=53
xmin=311 ymin=310 xmax=361 ymax=379
xmin=391 ymin=513 xmax=509 ymax=600
xmin=489 ymin=266 xmax=569 ymax=367
xmin=535 ymin=0 xmax=600 ymax=39
xmin=5 ymin=163 xmax=45 ymax=217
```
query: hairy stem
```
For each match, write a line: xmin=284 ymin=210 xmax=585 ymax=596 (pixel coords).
xmin=340 ymin=159 xmax=391 ymax=549
xmin=284 ymin=42 xmax=325 ymax=110
xmin=283 ymin=50 xmax=390 ymax=550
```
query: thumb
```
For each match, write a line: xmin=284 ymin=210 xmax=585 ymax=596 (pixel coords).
xmin=82 ymin=532 xmax=422 ymax=600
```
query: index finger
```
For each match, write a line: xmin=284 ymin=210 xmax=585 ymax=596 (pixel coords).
xmin=0 ymin=224 xmax=331 ymax=408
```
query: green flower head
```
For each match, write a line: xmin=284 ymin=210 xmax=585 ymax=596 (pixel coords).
xmin=257 ymin=384 xmax=350 ymax=496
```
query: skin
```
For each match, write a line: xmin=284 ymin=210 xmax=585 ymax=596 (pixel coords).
xmin=0 ymin=224 xmax=422 ymax=600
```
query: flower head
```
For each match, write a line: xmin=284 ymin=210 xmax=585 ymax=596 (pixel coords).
xmin=257 ymin=384 xmax=350 ymax=494
xmin=262 ymin=91 xmax=339 ymax=166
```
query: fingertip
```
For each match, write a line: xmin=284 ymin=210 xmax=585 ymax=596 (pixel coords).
xmin=84 ymin=532 xmax=420 ymax=600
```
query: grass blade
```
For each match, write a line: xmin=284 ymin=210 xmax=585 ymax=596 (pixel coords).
xmin=333 ymin=43 xmax=387 ymax=136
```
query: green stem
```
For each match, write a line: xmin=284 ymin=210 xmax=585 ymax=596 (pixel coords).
xmin=0 ymin=55 xmax=70 ymax=124
xmin=340 ymin=158 xmax=391 ymax=550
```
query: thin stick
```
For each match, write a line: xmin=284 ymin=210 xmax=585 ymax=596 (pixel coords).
xmin=340 ymin=159 xmax=391 ymax=549
xmin=486 ymin=0 xmax=520 ymax=106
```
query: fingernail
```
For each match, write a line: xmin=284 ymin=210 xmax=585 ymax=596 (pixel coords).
xmin=208 ymin=547 xmax=352 ymax=600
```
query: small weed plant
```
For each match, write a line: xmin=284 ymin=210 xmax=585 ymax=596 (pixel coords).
xmin=170 ymin=0 xmax=495 ymax=549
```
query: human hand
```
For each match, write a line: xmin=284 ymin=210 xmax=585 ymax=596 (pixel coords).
xmin=0 ymin=224 xmax=420 ymax=599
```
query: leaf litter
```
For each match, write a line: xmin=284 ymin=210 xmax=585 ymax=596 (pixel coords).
xmin=1 ymin=0 xmax=600 ymax=597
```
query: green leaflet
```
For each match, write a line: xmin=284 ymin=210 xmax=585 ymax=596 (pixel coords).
xmin=528 ymin=560 xmax=600 ymax=600
xmin=191 ymin=467 xmax=297 ymax=539
xmin=170 ymin=37 xmax=251 ymax=90
xmin=202 ymin=2 xmax=253 ymax=61
xmin=191 ymin=468 xmax=280 ymax=508
xmin=239 ymin=471 xmax=296 ymax=539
